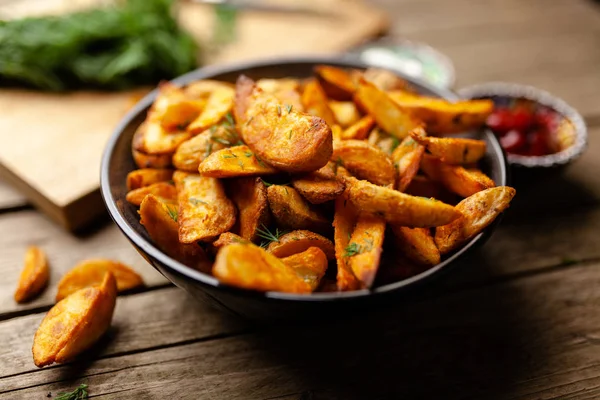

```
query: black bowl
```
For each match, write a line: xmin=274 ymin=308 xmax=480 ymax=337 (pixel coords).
xmin=100 ymin=56 xmax=509 ymax=320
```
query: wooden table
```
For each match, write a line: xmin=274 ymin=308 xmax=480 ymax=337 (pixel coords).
xmin=2 ymin=0 xmax=600 ymax=398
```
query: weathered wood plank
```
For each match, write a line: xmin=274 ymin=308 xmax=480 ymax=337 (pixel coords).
xmin=2 ymin=262 xmax=600 ymax=399
xmin=0 ymin=178 xmax=27 ymax=210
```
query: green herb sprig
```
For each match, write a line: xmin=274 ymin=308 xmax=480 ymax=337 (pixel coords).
xmin=55 ymin=384 xmax=88 ymax=400
xmin=256 ymin=224 xmax=287 ymax=248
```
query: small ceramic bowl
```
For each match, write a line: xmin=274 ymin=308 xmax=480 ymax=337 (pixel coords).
xmin=459 ymin=82 xmax=587 ymax=168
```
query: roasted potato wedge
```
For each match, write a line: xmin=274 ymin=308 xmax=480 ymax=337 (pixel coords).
xmin=435 ymin=186 xmax=516 ymax=254
xmin=410 ymin=133 xmax=486 ymax=164
xmin=333 ymin=193 xmax=361 ymax=291
xmin=132 ymin=148 xmax=172 ymax=169
xmin=213 ymin=243 xmax=312 ymax=293
xmin=367 ymin=128 xmax=400 ymax=155
xmin=292 ymin=171 xmax=345 ymax=204
xmin=149 ymin=82 xmax=203 ymax=130
xmin=392 ymin=134 xmax=425 ymax=191
xmin=236 ymin=76 xmax=333 ymax=173
xmin=341 ymin=115 xmax=375 ymax=140
xmin=56 ymin=259 xmax=144 ymax=302
xmin=301 ymin=78 xmax=336 ymax=127
xmin=14 ymin=246 xmax=49 ymax=303
xmin=33 ymin=272 xmax=117 ymax=367
xmin=346 ymin=214 xmax=385 ymax=288
xmin=345 ymin=176 xmax=461 ymax=227
xmin=133 ymin=120 xmax=190 ymax=155
xmin=212 ymin=232 xmax=249 ymax=250
xmin=184 ymin=80 xmax=234 ymax=100
xmin=125 ymin=182 xmax=176 ymax=206
xmin=139 ymin=195 xmax=211 ymax=272
xmin=174 ymin=171 xmax=236 ymax=243
xmin=314 ymin=65 xmax=358 ymax=100
xmin=280 ymin=247 xmax=328 ymax=291
xmin=227 ymin=177 xmax=271 ymax=242
xmin=187 ymin=86 xmax=235 ymax=134
xmin=332 ymin=140 xmax=395 ymax=186
xmin=329 ymin=100 xmax=361 ymax=128
xmin=420 ymin=155 xmax=495 ymax=197
xmin=391 ymin=226 xmax=440 ymax=266
xmin=354 ymin=78 xmax=423 ymax=139
xmin=126 ymin=168 xmax=174 ymax=191
xmin=331 ymin=124 xmax=343 ymax=142
xmin=363 ymin=68 xmax=414 ymax=92
xmin=172 ymin=127 xmax=233 ymax=172
xmin=267 ymin=185 xmax=331 ymax=234
xmin=267 ymin=230 xmax=335 ymax=260
xmin=199 ymin=145 xmax=279 ymax=178
xmin=256 ymin=78 xmax=304 ymax=111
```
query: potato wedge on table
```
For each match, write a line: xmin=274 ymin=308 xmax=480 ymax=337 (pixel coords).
xmin=314 ymin=65 xmax=359 ymax=101
xmin=174 ymin=171 xmax=236 ymax=243
xmin=267 ymin=230 xmax=335 ymax=260
xmin=139 ymin=195 xmax=211 ymax=271
xmin=391 ymin=226 xmax=440 ymax=266
xmin=267 ymin=185 xmax=331 ymax=234
xmin=292 ymin=171 xmax=345 ymax=204
xmin=14 ymin=246 xmax=49 ymax=303
xmin=227 ymin=177 xmax=271 ymax=242
xmin=333 ymin=193 xmax=361 ymax=291
xmin=341 ymin=115 xmax=375 ymax=140
xmin=332 ymin=140 xmax=395 ymax=186
xmin=172 ymin=126 xmax=236 ymax=172
xmin=420 ymin=155 xmax=495 ymax=197
xmin=392 ymin=134 xmax=425 ymax=192
xmin=235 ymin=76 xmax=333 ymax=173
xmin=346 ymin=214 xmax=386 ymax=289
xmin=389 ymin=91 xmax=494 ymax=134
xmin=345 ymin=176 xmax=461 ymax=227
xmin=56 ymin=259 xmax=144 ymax=302
xmin=329 ymin=100 xmax=361 ymax=127
xmin=436 ymin=186 xmax=516 ymax=254
xmin=125 ymin=182 xmax=176 ymax=206
xmin=133 ymin=120 xmax=190 ymax=155
xmin=126 ymin=168 xmax=174 ymax=191
xmin=257 ymin=78 xmax=304 ymax=111
xmin=187 ymin=86 xmax=235 ymax=134
xmin=33 ymin=272 xmax=117 ymax=367
xmin=354 ymin=78 xmax=423 ymax=139
xmin=280 ymin=247 xmax=328 ymax=291
xmin=301 ymin=78 xmax=336 ymax=127
xmin=199 ymin=145 xmax=279 ymax=178
xmin=410 ymin=132 xmax=486 ymax=164
xmin=132 ymin=148 xmax=172 ymax=169
xmin=213 ymin=243 xmax=312 ymax=293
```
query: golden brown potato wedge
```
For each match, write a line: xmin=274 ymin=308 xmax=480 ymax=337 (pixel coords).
xmin=227 ymin=177 xmax=271 ymax=242
xmin=280 ymin=247 xmax=328 ymax=291
xmin=333 ymin=193 xmax=361 ymax=291
xmin=332 ymin=140 xmax=395 ymax=186
xmin=55 ymin=259 xmax=144 ymax=302
xmin=354 ymin=78 xmax=423 ymax=139
xmin=267 ymin=230 xmax=335 ymax=260
xmin=301 ymin=78 xmax=336 ymax=127
xmin=420 ymin=155 xmax=495 ymax=197
xmin=367 ymin=128 xmax=400 ymax=155
xmin=149 ymin=83 xmax=204 ymax=130
xmin=329 ymin=100 xmax=361 ymax=128
xmin=314 ymin=65 xmax=358 ymax=101
xmin=133 ymin=120 xmax=190 ymax=155
xmin=267 ymin=185 xmax=331 ymax=234
xmin=292 ymin=171 xmax=345 ymax=204
xmin=389 ymin=91 xmax=494 ymax=134
xmin=331 ymin=124 xmax=344 ymax=142
xmin=125 ymin=182 xmax=177 ymax=206
xmin=345 ymin=176 xmax=461 ymax=227
xmin=132 ymin=148 xmax=172 ymax=169
xmin=435 ymin=186 xmax=516 ymax=254
xmin=346 ymin=214 xmax=386 ymax=289
xmin=184 ymin=80 xmax=234 ymax=100
xmin=33 ymin=272 xmax=117 ymax=367
xmin=198 ymin=145 xmax=279 ymax=178
xmin=139 ymin=195 xmax=211 ymax=272
xmin=14 ymin=246 xmax=49 ymax=303
xmin=187 ymin=86 xmax=235 ymax=134
xmin=126 ymin=168 xmax=174 ymax=191
xmin=173 ymin=171 xmax=236 ymax=243
xmin=391 ymin=226 xmax=440 ymax=266
xmin=213 ymin=243 xmax=312 ymax=293
xmin=256 ymin=78 xmax=304 ymax=111
xmin=392 ymin=134 xmax=425 ymax=192
xmin=410 ymin=132 xmax=486 ymax=164
xmin=236 ymin=76 xmax=333 ymax=173
xmin=173 ymin=124 xmax=242 ymax=172
xmin=341 ymin=115 xmax=375 ymax=140
xmin=363 ymin=67 xmax=414 ymax=92
xmin=213 ymin=232 xmax=249 ymax=250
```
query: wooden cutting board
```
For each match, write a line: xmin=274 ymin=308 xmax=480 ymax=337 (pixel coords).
xmin=0 ymin=0 xmax=388 ymax=231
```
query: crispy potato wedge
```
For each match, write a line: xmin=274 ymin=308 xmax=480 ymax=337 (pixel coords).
xmin=347 ymin=214 xmax=386 ymax=289
xmin=187 ymin=86 xmax=235 ymax=134
xmin=341 ymin=115 xmax=375 ymax=140
xmin=126 ymin=168 xmax=174 ymax=191
xmin=354 ymin=78 xmax=423 ymax=139
xmin=411 ymin=133 xmax=486 ymax=164
xmin=331 ymin=124 xmax=343 ymax=142
xmin=184 ymin=80 xmax=234 ymax=100
xmin=199 ymin=145 xmax=279 ymax=178
xmin=14 ymin=246 xmax=49 ymax=303
xmin=173 ymin=124 xmax=241 ymax=172
xmin=314 ymin=65 xmax=358 ymax=100
xmin=420 ymin=155 xmax=495 ymax=197
xmin=332 ymin=140 xmax=395 ymax=186
xmin=391 ymin=226 xmax=440 ymax=266
xmin=267 ymin=185 xmax=331 ymax=234
xmin=173 ymin=171 xmax=236 ymax=243
xmin=236 ymin=76 xmax=333 ymax=173
xmin=301 ymin=78 xmax=336 ymax=127
xmin=149 ymin=83 xmax=204 ymax=130
xmin=227 ymin=177 xmax=271 ymax=242
xmin=267 ymin=230 xmax=335 ymax=260
xmin=257 ymin=78 xmax=304 ymax=112
xmin=280 ymin=247 xmax=328 ymax=291
xmin=139 ymin=195 xmax=211 ymax=271
xmin=33 ymin=272 xmax=117 ymax=367
xmin=125 ymin=182 xmax=176 ymax=206
xmin=363 ymin=68 xmax=414 ymax=92
xmin=132 ymin=148 xmax=172 ymax=169
xmin=405 ymin=175 xmax=442 ymax=199
xmin=345 ymin=176 xmax=461 ymax=227
xmin=292 ymin=171 xmax=345 ymax=204
xmin=392 ymin=134 xmax=425 ymax=191
xmin=213 ymin=232 xmax=249 ymax=251
xmin=213 ymin=243 xmax=312 ymax=293
xmin=367 ymin=128 xmax=399 ymax=155
xmin=435 ymin=186 xmax=516 ymax=254
xmin=133 ymin=120 xmax=190 ymax=155
xmin=389 ymin=91 xmax=494 ymax=134
xmin=55 ymin=260 xmax=144 ymax=302
xmin=333 ymin=193 xmax=361 ymax=291
xmin=329 ymin=100 xmax=361 ymax=128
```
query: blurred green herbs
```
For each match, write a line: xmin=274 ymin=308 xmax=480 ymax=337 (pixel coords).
xmin=0 ymin=0 xmax=199 ymax=91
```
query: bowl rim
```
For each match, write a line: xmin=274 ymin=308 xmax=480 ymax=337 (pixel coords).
xmin=101 ymin=55 xmax=509 ymax=302
xmin=458 ymin=81 xmax=588 ymax=168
